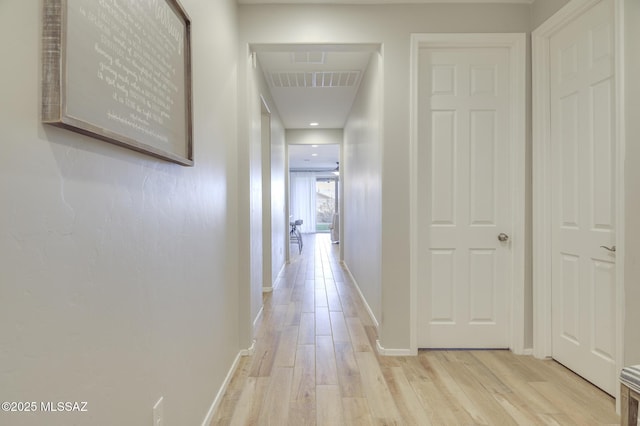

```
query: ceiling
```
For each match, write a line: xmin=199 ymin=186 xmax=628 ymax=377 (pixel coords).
xmin=289 ymin=143 xmax=340 ymax=171
xmin=256 ymin=46 xmax=375 ymax=129
xmin=252 ymin=0 xmax=533 ymax=169
xmin=255 ymin=45 xmax=375 ymax=171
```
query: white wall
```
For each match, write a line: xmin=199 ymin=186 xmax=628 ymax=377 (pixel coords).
xmin=343 ymin=53 xmax=383 ymax=324
xmin=258 ymin=64 xmax=287 ymax=289
xmin=0 ymin=1 xmax=240 ymax=425
xmin=531 ymin=0 xmax=571 ymax=29
xmin=239 ymin=3 xmax=530 ymax=350
xmin=286 ymin=129 xmax=343 ymax=146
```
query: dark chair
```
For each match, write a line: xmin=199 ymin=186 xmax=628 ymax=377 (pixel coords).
xmin=289 ymin=219 xmax=303 ymax=254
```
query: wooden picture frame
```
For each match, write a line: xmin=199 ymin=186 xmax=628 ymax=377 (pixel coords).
xmin=42 ymin=0 xmax=193 ymax=166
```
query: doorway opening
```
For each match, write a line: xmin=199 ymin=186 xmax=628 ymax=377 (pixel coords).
xmin=288 ymin=142 xmax=340 ymax=242
xmin=315 ymin=176 xmax=338 ymax=233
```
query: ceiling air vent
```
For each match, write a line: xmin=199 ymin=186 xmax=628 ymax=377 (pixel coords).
xmin=269 ymin=71 xmax=361 ymax=88
xmin=270 ymin=72 xmax=314 ymax=88
xmin=292 ymin=51 xmax=326 ymax=64
xmin=315 ymin=71 xmax=360 ymax=88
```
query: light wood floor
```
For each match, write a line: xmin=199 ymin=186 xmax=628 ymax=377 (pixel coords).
xmin=210 ymin=234 xmax=619 ymax=425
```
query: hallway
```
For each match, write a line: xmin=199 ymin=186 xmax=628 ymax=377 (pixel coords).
xmin=210 ymin=234 xmax=618 ymax=425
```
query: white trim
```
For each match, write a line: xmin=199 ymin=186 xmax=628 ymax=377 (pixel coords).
xmin=262 ymin=263 xmax=285 ymax=293
xmin=275 ymin=263 xmax=286 ymax=283
xmin=259 ymin=94 xmax=271 ymax=114
xmin=531 ymin=29 xmax=549 ymax=360
xmin=614 ymin=0 xmax=625 ymax=413
xmin=285 ymin=143 xmax=291 ymax=263
xmin=409 ymin=34 xmax=420 ymax=359
xmin=376 ymin=340 xmax=413 ymax=356
xmin=341 ymin=261 xmax=380 ymax=329
xmin=268 ymin=262 xmax=286 ymax=292
xmin=253 ymin=305 xmax=264 ymax=333
xmin=532 ymin=0 xmax=624 ymax=405
xmin=241 ymin=339 xmax=257 ymax=357
xmin=200 ymin=346 xmax=253 ymax=426
xmin=409 ymin=33 xmax=527 ymax=355
xmin=342 ymin=261 xmax=413 ymax=357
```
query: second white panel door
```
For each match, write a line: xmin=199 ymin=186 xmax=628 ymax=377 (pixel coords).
xmin=417 ymin=47 xmax=512 ymax=348
xmin=549 ymin=0 xmax=617 ymax=395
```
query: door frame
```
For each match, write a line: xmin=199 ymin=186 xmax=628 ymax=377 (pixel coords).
xmin=260 ymin=94 xmax=274 ymax=292
xmin=532 ymin=0 xmax=625 ymax=401
xmin=409 ymin=33 xmax=527 ymax=355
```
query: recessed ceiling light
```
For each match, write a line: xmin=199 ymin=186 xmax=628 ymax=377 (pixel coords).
xmin=312 ymin=153 xmax=318 ymax=157
xmin=311 ymin=145 xmax=318 ymax=148
xmin=309 ymin=122 xmax=319 ymax=126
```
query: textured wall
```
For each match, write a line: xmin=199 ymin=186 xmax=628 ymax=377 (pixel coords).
xmin=0 ymin=0 xmax=240 ymax=424
xmin=343 ymin=52 xmax=383 ymax=325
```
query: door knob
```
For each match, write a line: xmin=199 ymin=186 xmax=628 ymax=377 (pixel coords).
xmin=600 ymin=245 xmax=616 ymax=252
xmin=498 ymin=233 xmax=509 ymax=242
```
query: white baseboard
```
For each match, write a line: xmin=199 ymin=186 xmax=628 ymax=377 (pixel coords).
xmin=201 ymin=343 xmax=253 ymax=426
xmin=253 ymin=306 xmax=264 ymax=333
xmin=376 ymin=339 xmax=414 ymax=356
xmin=275 ymin=263 xmax=286 ymax=283
xmin=242 ymin=339 xmax=256 ymax=356
xmin=520 ymin=348 xmax=533 ymax=356
xmin=263 ymin=263 xmax=286 ymax=294
xmin=340 ymin=261 xmax=380 ymax=329
xmin=340 ymin=263 xmax=416 ymax=357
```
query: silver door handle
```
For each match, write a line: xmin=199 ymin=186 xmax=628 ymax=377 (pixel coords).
xmin=600 ymin=245 xmax=616 ymax=252
xmin=498 ymin=233 xmax=509 ymax=242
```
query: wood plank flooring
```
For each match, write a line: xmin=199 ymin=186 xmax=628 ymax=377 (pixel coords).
xmin=210 ymin=234 xmax=619 ymax=425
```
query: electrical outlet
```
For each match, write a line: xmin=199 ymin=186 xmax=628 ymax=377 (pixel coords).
xmin=153 ymin=397 xmax=164 ymax=426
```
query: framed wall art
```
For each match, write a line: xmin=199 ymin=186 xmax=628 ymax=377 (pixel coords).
xmin=42 ymin=0 xmax=193 ymax=166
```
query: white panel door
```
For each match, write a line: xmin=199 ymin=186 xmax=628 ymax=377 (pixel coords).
xmin=417 ymin=47 xmax=511 ymax=348
xmin=549 ymin=0 xmax=616 ymax=395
